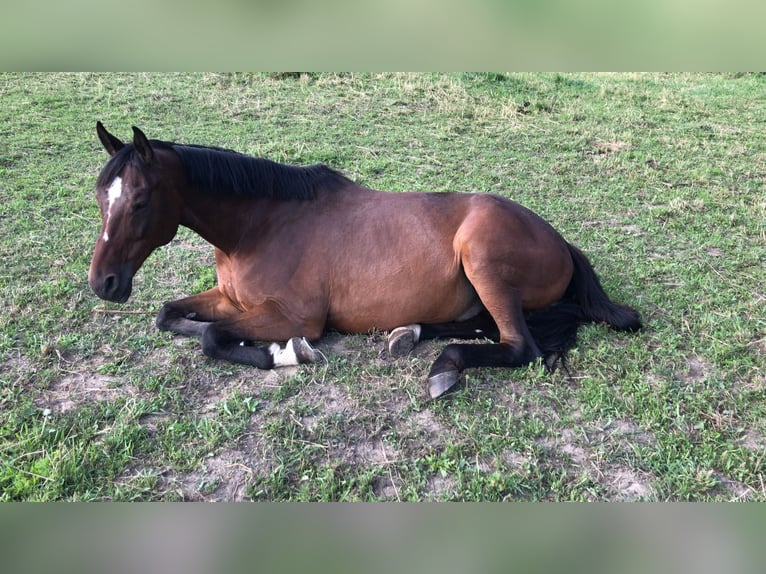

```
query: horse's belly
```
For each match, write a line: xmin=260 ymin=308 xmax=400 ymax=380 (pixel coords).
xmin=325 ymin=270 xmax=479 ymax=333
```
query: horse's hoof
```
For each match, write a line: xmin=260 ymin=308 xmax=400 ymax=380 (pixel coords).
xmin=427 ymin=370 xmax=460 ymax=399
xmin=269 ymin=337 xmax=326 ymax=368
xmin=289 ymin=337 xmax=323 ymax=364
xmin=388 ymin=324 xmax=421 ymax=357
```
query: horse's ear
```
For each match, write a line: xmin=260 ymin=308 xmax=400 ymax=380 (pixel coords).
xmin=132 ymin=126 xmax=154 ymax=164
xmin=96 ymin=121 xmax=124 ymax=156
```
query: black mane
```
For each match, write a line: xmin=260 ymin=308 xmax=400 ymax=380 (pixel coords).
xmin=96 ymin=139 xmax=351 ymax=200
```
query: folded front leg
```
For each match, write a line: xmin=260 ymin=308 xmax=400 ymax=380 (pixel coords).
xmin=156 ymin=287 xmax=240 ymax=337
xmin=199 ymin=301 xmax=326 ymax=368
xmin=201 ymin=331 xmax=322 ymax=369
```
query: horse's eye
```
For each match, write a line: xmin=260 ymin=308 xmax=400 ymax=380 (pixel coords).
xmin=132 ymin=199 xmax=149 ymax=213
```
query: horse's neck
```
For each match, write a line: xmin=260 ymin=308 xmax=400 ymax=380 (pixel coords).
xmin=179 ymin=191 xmax=261 ymax=254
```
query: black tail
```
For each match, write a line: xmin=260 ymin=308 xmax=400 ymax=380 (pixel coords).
xmin=563 ymin=243 xmax=642 ymax=332
xmin=526 ymin=242 xmax=642 ymax=365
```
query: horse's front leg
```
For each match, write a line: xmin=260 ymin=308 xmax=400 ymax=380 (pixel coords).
xmin=200 ymin=302 xmax=325 ymax=369
xmin=156 ymin=287 xmax=239 ymax=337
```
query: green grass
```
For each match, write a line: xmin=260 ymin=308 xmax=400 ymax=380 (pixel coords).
xmin=1 ymin=73 xmax=764 ymax=500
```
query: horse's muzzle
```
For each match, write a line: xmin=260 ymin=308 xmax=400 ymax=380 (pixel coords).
xmin=89 ymin=268 xmax=133 ymax=303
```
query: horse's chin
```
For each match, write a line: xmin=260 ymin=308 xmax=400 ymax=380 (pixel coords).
xmin=112 ymin=288 xmax=132 ymax=304
xmin=108 ymin=279 xmax=133 ymax=304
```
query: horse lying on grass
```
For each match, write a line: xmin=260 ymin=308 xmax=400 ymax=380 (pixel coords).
xmin=88 ymin=123 xmax=641 ymax=398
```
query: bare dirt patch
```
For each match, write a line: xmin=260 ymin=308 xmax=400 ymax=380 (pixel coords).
xmin=605 ymin=467 xmax=655 ymax=500
xmin=604 ymin=418 xmax=657 ymax=447
xmin=713 ymin=472 xmax=758 ymax=501
xmin=405 ymin=408 xmax=446 ymax=441
xmin=37 ymin=370 xmax=133 ymax=414
xmin=425 ymin=475 xmax=457 ymax=499
xmin=173 ymin=449 xmax=255 ymax=501
xmin=684 ymin=356 xmax=713 ymax=384
xmin=372 ymin=475 xmax=401 ymax=500
xmin=739 ymin=428 xmax=765 ymax=452
xmin=159 ymin=422 xmax=280 ymax=501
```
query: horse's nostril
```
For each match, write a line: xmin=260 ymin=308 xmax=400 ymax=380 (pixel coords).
xmin=91 ymin=268 xmax=131 ymax=302
xmin=103 ymin=273 xmax=118 ymax=297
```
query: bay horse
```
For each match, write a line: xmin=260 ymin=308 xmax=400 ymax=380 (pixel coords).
xmin=88 ymin=123 xmax=641 ymax=398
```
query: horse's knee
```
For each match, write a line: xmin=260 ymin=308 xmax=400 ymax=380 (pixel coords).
xmin=200 ymin=324 xmax=224 ymax=359
xmin=156 ymin=301 xmax=210 ymax=337
xmin=155 ymin=302 xmax=177 ymax=331
xmin=200 ymin=323 xmax=242 ymax=361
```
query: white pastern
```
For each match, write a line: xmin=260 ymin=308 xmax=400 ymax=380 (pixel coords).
xmin=270 ymin=338 xmax=321 ymax=366
xmin=269 ymin=340 xmax=300 ymax=367
xmin=102 ymin=176 xmax=123 ymax=242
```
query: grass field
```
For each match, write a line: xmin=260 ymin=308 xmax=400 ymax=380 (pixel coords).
xmin=1 ymin=73 xmax=764 ymax=501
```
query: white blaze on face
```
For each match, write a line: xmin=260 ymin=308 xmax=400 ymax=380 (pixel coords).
xmin=102 ymin=176 xmax=123 ymax=242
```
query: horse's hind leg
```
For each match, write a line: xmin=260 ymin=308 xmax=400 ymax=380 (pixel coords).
xmin=426 ymin=284 xmax=542 ymax=399
xmin=387 ymin=311 xmax=500 ymax=357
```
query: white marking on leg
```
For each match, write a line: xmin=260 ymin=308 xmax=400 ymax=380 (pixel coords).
xmin=270 ymin=340 xmax=300 ymax=367
xmin=102 ymin=176 xmax=123 ymax=242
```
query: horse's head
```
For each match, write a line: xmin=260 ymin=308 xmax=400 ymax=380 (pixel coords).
xmin=88 ymin=123 xmax=182 ymax=302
